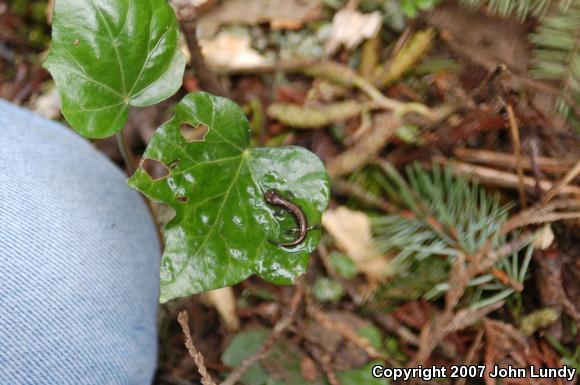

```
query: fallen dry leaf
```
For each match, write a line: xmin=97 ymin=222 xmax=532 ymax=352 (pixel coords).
xmin=201 ymin=287 xmax=240 ymax=331
xmin=322 ymin=206 xmax=389 ymax=282
xmin=532 ymin=225 xmax=555 ymax=250
xmin=197 ymin=0 xmax=322 ymax=38
xmin=200 ymin=31 xmax=270 ymax=70
xmin=326 ymin=8 xmax=382 ymax=54
xmin=171 ymin=0 xmax=211 ymax=8
xmin=32 ymin=85 xmax=61 ymax=120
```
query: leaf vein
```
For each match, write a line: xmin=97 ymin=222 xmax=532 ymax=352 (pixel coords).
xmin=48 ymin=64 xmax=124 ymax=98
xmin=174 ymin=154 xmax=243 ymax=176
xmin=128 ymin=22 xmax=174 ymax=97
xmin=129 ymin=53 xmax=182 ymax=102
xmin=92 ymin=0 xmax=127 ymax=93
xmin=170 ymin=156 xmax=247 ymax=284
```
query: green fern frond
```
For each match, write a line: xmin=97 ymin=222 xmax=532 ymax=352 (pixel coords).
xmin=365 ymin=163 xmax=535 ymax=311
xmin=530 ymin=1 xmax=580 ymax=123
xmin=460 ymin=0 xmax=553 ymax=19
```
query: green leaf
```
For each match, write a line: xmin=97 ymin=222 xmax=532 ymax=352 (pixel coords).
xmin=221 ymin=329 xmax=321 ymax=385
xmin=44 ymin=0 xmax=186 ymax=138
xmin=313 ymin=277 xmax=345 ymax=303
xmin=329 ymin=252 xmax=358 ymax=279
xmin=357 ymin=326 xmax=383 ymax=350
xmin=222 ymin=330 xmax=273 ymax=385
xmin=129 ymin=92 xmax=330 ymax=302
xmin=336 ymin=361 xmax=387 ymax=385
xmin=395 ymin=124 xmax=423 ymax=144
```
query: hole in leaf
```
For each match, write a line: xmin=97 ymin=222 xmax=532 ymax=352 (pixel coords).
xmin=168 ymin=159 xmax=180 ymax=169
xmin=176 ymin=196 xmax=189 ymax=203
xmin=180 ymin=122 xmax=209 ymax=143
xmin=142 ymin=158 xmax=169 ymax=180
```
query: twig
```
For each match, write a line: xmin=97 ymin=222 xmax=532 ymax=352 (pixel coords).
xmin=470 ymin=233 xmax=535 ymax=276
xmin=507 ymin=211 xmax=580 ymax=232
xmin=374 ymin=314 xmax=420 ymax=347
xmin=391 ymin=27 xmax=412 ymax=58
xmin=435 ymin=157 xmax=580 ymax=197
xmin=306 ymin=303 xmax=389 ymax=362
xmin=211 ymin=59 xmax=315 ymax=75
xmin=489 ymin=266 xmax=523 ymax=292
xmin=220 ymin=285 xmax=303 ymax=385
xmin=528 ymin=135 xmax=544 ymax=198
xmin=318 ymin=354 xmax=342 ymax=385
xmin=453 ymin=148 xmax=575 ymax=176
xmin=304 ymin=62 xmax=432 ymax=118
xmin=506 ymin=104 xmax=527 ymax=208
xmin=410 ymin=301 xmax=503 ymax=367
xmin=543 ymin=160 xmax=580 ymax=203
xmin=177 ymin=311 xmax=217 ymax=385
xmin=177 ymin=7 xmax=228 ymax=98
xmin=214 ymin=59 xmax=433 ymax=118
xmin=326 ymin=113 xmax=400 ymax=178
xmin=456 ymin=329 xmax=485 ymax=385
xmin=332 ymin=179 xmax=397 ymax=213
xmin=410 ymin=232 xmax=533 ymax=367
xmin=504 ymin=198 xmax=580 ymax=233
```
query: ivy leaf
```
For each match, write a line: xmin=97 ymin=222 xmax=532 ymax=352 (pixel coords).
xmin=129 ymin=92 xmax=330 ymax=302
xmin=43 ymin=0 xmax=186 ymax=138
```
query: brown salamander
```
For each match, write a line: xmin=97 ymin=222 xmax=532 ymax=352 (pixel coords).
xmin=264 ymin=190 xmax=307 ymax=247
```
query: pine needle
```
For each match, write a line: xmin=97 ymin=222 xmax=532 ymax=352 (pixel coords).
xmin=531 ymin=0 xmax=580 ymax=123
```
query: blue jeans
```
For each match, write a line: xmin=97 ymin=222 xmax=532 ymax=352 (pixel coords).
xmin=0 ymin=100 xmax=160 ymax=384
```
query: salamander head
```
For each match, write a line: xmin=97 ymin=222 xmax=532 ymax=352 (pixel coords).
xmin=264 ymin=190 xmax=279 ymax=204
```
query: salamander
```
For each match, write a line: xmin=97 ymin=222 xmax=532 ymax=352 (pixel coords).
xmin=264 ymin=190 xmax=307 ymax=247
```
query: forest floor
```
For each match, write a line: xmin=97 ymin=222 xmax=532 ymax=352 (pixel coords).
xmin=2 ymin=0 xmax=579 ymax=384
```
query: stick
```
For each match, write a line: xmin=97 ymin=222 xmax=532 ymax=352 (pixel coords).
xmin=306 ymin=304 xmax=389 ymax=361
xmin=177 ymin=311 xmax=217 ymax=385
xmin=177 ymin=7 xmax=228 ymax=98
xmin=543 ymin=160 xmax=580 ymax=203
xmin=506 ymin=104 xmax=527 ymax=208
xmin=453 ymin=148 xmax=575 ymax=176
xmin=456 ymin=329 xmax=485 ymax=385
xmin=435 ymin=158 xmax=580 ymax=198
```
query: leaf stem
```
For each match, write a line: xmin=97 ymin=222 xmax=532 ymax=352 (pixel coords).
xmin=116 ymin=130 xmax=165 ymax=251
xmin=116 ymin=130 xmax=137 ymax=175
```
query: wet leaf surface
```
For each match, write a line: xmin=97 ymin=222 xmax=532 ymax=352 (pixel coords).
xmin=129 ymin=92 xmax=329 ymax=302
xmin=44 ymin=0 xmax=186 ymax=138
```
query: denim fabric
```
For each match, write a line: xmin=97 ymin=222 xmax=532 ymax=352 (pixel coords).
xmin=0 ymin=100 xmax=160 ymax=385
